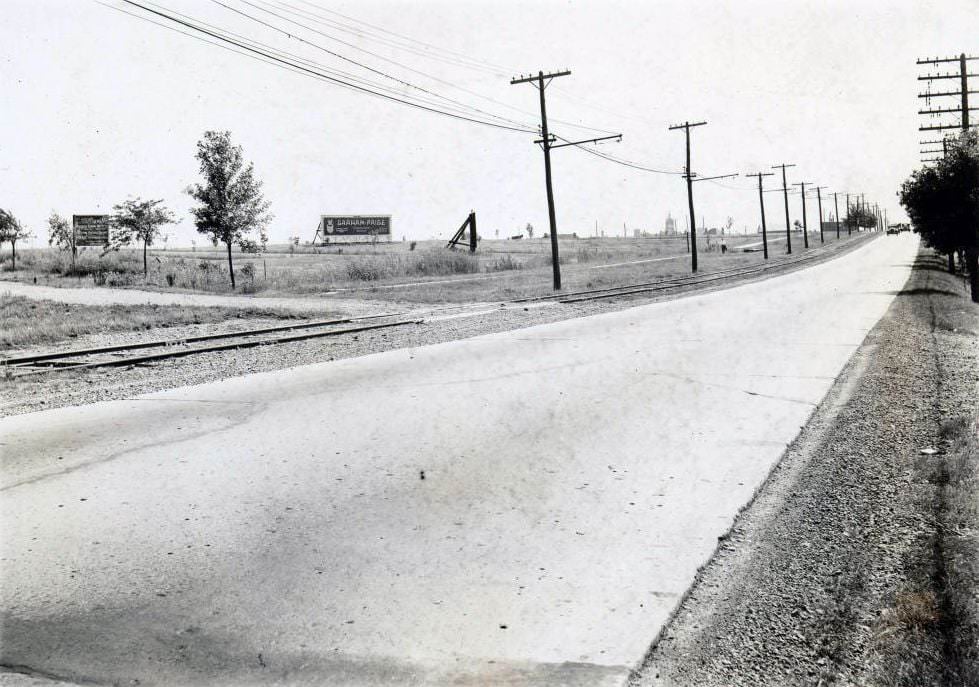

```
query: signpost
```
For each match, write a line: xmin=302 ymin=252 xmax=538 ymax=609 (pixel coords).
xmin=72 ymin=215 xmax=112 ymax=247
xmin=315 ymin=215 xmax=392 ymax=244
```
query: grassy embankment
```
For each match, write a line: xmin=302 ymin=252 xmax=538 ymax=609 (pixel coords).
xmin=0 ymin=231 xmax=862 ymax=303
xmin=0 ymin=295 xmax=309 ymax=351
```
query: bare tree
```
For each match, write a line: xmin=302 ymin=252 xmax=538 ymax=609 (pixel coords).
xmin=186 ymin=131 xmax=271 ymax=288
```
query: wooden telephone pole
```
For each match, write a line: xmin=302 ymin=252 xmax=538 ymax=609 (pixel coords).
xmin=918 ymin=53 xmax=977 ymax=161
xmin=832 ymin=192 xmax=842 ymax=239
xmin=792 ymin=181 xmax=812 ymax=249
xmin=667 ymin=122 xmax=736 ymax=273
xmin=745 ymin=172 xmax=774 ymax=259
xmin=812 ymin=186 xmax=827 ymax=244
xmin=772 ymin=163 xmax=796 ymax=254
xmin=668 ymin=121 xmax=707 ymax=272
xmin=511 ymin=70 xmax=620 ymax=290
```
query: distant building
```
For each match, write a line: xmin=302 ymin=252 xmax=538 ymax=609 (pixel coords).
xmin=664 ymin=213 xmax=677 ymax=235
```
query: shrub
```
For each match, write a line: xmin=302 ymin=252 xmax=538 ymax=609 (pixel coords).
xmin=406 ymin=250 xmax=479 ymax=277
xmin=485 ymin=254 xmax=522 ymax=272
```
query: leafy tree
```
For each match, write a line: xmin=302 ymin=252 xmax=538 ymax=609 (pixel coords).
xmin=0 ymin=209 xmax=32 ymax=270
xmin=47 ymin=211 xmax=75 ymax=272
xmin=47 ymin=211 xmax=73 ymax=252
xmin=186 ymin=131 xmax=272 ymax=288
xmin=111 ymin=197 xmax=176 ymax=277
xmin=844 ymin=205 xmax=877 ymax=231
xmin=899 ymin=130 xmax=979 ymax=302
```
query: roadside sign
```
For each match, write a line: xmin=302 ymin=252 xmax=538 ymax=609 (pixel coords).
xmin=319 ymin=215 xmax=391 ymax=237
xmin=73 ymin=215 xmax=112 ymax=247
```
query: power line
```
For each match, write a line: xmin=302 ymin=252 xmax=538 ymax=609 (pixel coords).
xmin=113 ymin=0 xmax=538 ymax=133
xmin=210 ymin=0 xmax=538 ymax=130
xmin=289 ymin=0 xmax=514 ymax=76
xmin=131 ymin=0 xmax=523 ymax=125
xmin=256 ymin=0 xmax=620 ymax=136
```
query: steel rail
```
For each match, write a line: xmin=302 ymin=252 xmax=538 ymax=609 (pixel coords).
xmin=514 ymin=234 xmax=864 ymax=304
xmin=8 ymin=319 xmax=422 ymax=377
xmin=1 ymin=312 xmax=403 ymax=367
xmin=557 ymin=235 xmax=871 ymax=304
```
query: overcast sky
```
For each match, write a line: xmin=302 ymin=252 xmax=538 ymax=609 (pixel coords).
xmin=3 ymin=0 xmax=977 ymax=246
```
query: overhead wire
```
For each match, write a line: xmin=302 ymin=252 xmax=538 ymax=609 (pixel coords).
xmin=111 ymin=0 xmax=539 ymax=133
xmin=102 ymin=0 xmax=759 ymax=184
xmin=116 ymin=0 xmax=535 ymax=126
xmin=288 ymin=0 xmax=514 ymax=76
xmin=250 ymin=0 xmax=620 ymax=135
xmin=211 ymin=0 xmax=539 ymax=131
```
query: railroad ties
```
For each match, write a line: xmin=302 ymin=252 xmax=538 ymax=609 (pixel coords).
xmin=2 ymin=314 xmax=422 ymax=378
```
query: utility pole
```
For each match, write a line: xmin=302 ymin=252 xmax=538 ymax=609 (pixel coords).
xmin=833 ymin=192 xmax=841 ymax=240
xmin=746 ymin=172 xmax=774 ymax=259
xmin=772 ymin=163 xmax=796 ymax=254
xmin=918 ymin=53 xmax=977 ymax=153
xmin=792 ymin=181 xmax=812 ymax=249
xmin=845 ymin=194 xmax=852 ymax=236
xmin=511 ymin=69 xmax=621 ymax=289
xmin=668 ymin=121 xmax=707 ymax=272
xmin=813 ymin=186 xmax=826 ymax=244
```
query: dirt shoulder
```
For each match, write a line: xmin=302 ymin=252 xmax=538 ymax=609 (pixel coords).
xmin=630 ymin=249 xmax=979 ymax=686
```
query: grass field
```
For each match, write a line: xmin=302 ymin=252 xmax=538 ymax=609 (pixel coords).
xmin=0 ymin=230 xmax=865 ymax=304
xmin=0 ymin=295 xmax=307 ymax=350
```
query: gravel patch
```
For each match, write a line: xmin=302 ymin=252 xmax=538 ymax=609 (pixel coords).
xmin=629 ymin=249 xmax=979 ymax=686
xmin=0 ymin=235 xmax=875 ymax=418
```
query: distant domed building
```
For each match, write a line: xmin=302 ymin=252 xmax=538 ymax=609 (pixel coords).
xmin=664 ymin=213 xmax=677 ymax=235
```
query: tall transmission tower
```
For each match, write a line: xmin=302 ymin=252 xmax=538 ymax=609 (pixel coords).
xmin=511 ymin=69 xmax=621 ymax=290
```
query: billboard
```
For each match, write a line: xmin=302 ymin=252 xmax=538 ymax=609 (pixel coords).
xmin=319 ymin=215 xmax=391 ymax=237
xmin=73 ymin=215 xmax=112 ymax=247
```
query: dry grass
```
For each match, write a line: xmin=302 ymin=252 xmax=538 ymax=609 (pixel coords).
xmin=0 ymin=295 xmax=307 ymax=350
xmin=1 ymin=231 xmax=865 ymax=303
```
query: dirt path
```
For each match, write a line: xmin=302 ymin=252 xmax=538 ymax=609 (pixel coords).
xmin=0 ymin=280 xmax=393 ymax=317
xmin=630 ymin=249 xmax=979 ymax=686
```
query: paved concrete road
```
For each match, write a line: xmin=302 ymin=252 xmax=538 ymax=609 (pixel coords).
xmin=0 ymin=235 xmax=918 ymax=686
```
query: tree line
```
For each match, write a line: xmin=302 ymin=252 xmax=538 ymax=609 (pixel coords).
xmin=3 ymin=131 xmax=270 ymax=289
xmin=900 ymin=130 xmax=979 ymax=302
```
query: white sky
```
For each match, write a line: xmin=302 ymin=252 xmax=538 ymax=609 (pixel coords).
xmin=2 ymin=0 xmax=977 ymax=246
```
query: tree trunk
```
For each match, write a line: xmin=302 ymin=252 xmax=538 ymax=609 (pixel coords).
xmin=10 ymin=240 xmax=16 ymax=271
xmin=143 ymin=240 xmax=148 ymax=278
xmin=226 ymin=241 xmax=236 ymax=289
xmin=967 ymin=244 xmax=979 ymax=304
xmin=948 ymin=252 xmax=956 ymax=274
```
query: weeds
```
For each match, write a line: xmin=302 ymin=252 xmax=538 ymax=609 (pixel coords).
xmin=0 ymin=295 xmax=310 ymax=349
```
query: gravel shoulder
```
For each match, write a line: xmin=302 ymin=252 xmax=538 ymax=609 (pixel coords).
xmin=629 ymin=248 xmax=979 ymax=686
xmin=0 ymin=236 xmax=875 ymax=418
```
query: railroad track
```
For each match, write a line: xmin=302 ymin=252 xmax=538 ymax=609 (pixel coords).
xmin=3 ymin=314 xmax=422 ymax=378
xmin=516 ymin=234 xmax=873 ymax=304
xmin=2 ymin=235 xmax=873 ymax=377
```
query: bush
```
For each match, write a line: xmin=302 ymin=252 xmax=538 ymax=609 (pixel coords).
xmin=406 ymin=250 xmax=479 ymax=277
xmin=485 ymin=254 xmax=522 ymax=272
